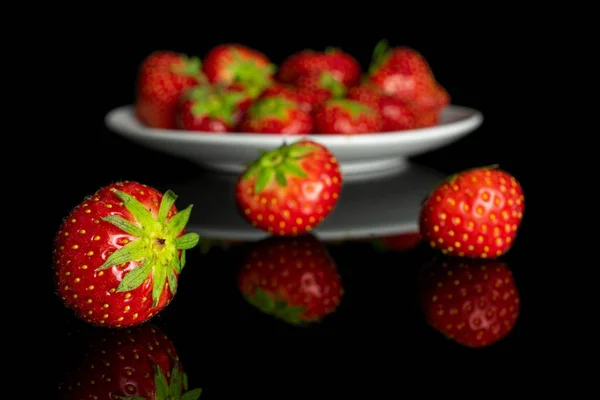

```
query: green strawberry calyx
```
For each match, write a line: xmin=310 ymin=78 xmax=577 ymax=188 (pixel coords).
xmin=318 ymin=72 xmax=346 ymax=98
xmin=117 ymin=359 xmax=202 ymax=400
xmin=242 ymin=141 xmax=317 ymax=194
xmin=95 ymin=189 xmax=200 ymax=308
xmin=172 ymin=55 xmax=208 ymax=85
xmin=327 ymin=98 xmax=375 ymax=117
xmin=246 ymin=288 xmax=308 ymax=326
xmin=186 ymin=85 xmax=245 ymax=125
xmin=367 ymin=39 xmax=390 ymax=75
xmin=247 ymin=96 xmax=297 ymax=121
xmin=227 ymin=50 xmax=276 ymax=98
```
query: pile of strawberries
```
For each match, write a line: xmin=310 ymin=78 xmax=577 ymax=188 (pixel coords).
xmin=134 ymin=40 xmax=450 ymax=134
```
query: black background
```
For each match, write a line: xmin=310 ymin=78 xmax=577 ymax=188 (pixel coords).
xmin=30 ymin=11 xmax=553 ymax=396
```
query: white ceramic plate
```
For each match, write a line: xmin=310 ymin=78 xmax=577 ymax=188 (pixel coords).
xmin=105 ymin=104 xmax=482 ymax=179
xmin=166 ymin=162 xmax=445 ymax=241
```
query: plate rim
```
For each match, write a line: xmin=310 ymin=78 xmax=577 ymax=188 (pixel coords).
xmin=105 ymin=104 xmax=483 ymax=146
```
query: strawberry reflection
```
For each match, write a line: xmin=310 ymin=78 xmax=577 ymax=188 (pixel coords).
xmin=417 ymin=257 xmax=520 ymax=348
xmin=370 ymin=231 xmax=423 ymax=252
xmin=59 ymin=323 xmax=202 ymax=399
xmin=237 ymin=234 xmax=343 ymax=325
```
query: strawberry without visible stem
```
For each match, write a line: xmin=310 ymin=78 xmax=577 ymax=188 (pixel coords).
xmin=135 ymin=51 xmax=205 ymax=129
xmin=235 ymin=140 xmax=343 ymax=236
xmin=313 ymin=98 xmax=383 ymax=134
xmin=347 ymin=84 xmax=417 ymax=131
xmin=238 ymin=235 xmax=343 ymax=325
xmin=418 ymin=257 xmax=520 ymax=348
xmin=176 ymin=84 xmax=252 ymax=132
xmin=202 ymin=43 xmax=276 ymax=98
xmin=419 ymin=166 xmax=525 ymax=259
xmin=237 ymin=95 xmax=313 ymax=134
xmin=59 ymin=323 xmax=202 ymax=399
xmin=53 ymin=181 xmax=200 ymax=328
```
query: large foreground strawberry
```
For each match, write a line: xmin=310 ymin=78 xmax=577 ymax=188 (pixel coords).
xmin=135 ymin=51 xmax=206 ymax=129
xmin=59 ymin=323 xmax=202 ymax=399
xmin=235 ymin=140 xmax=343 ymax=235
xmin=238 ymin=235 xmax=343 ymax=325
xmin=53 ymin=181 xmax=200 ymax=328
xmin=419 ymin=166 xmax=525 ymax=259
xmin=417 ymin=257 xmax=520 ymax=348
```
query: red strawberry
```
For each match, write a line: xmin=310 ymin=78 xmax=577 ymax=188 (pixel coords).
xmin=278 ymin=48 xmax=362 ymax=88
xmin=259 ymin=82 xmax=331 ymax=113
xmin=202 ymin=43 xmax=276 ymax=98
xmin=53 ymin=181 xmax=200 ymax=328
xmin=135 ymin=51 xmax=206 ymax=129
xmin=372 ymin=232 xmax=423 ymax=251
xmin=237 ymin=95 xmax=313 ymax=134
xmin=238 ymin=234 xmax=343 ymax=325
xmin=417 ymin=257 xmax=520 ymax=348
xmin=347 ymin=84 xmax=417 ymax=131
xmin=313 ymin=98 xmax=383 ymax=134
xmin=235 ymin=140 xmax=343 ymax=236
xmin=419 ymin=166 xmax=525 ymax=259
xmin=365 ymin=40 xmax=450 ymax=126
xmin=176 ymin=84 xmax=252 ymax=132
xmin=59 ymin=323 xmax=202 ymax=399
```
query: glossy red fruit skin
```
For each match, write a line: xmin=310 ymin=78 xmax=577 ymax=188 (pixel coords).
xmin=419 ymin=168 xmax=525 ymax=259
xmin=235 ymin=140 xmax=343 ymax=236
xmin=53 ymin=182 xmax=180 ymax=328
xmin=237 ymin=96 xmax=313 ymax=134
xmin=418 ymin=257 xmax=520 ymax=348
xmin=347 ymin=85 xmax=417 ymax=131
xmin=135 ymin=51 xmax=204 ymax=129
xmin=313 ymin=99 xmax=383 ymax=134
xmin=278 ymin=48 xmax=361 ymax=88
xmin=59 ymin=324 xmax=202 ymax=399
xmin=202 ymin=43 xmax=274 ymax=86
xmin=237 ymin=235 xmax=343 ymax=324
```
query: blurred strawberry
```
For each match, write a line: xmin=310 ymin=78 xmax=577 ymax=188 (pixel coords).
xmin=202 ymin=43 xmax=276 ymax=98
xmin=365 ymin=40 xmax=450 ymax=127
xmin=238 ymin=235 xmax=343 ymax=325
xmin=278 ymin=48 xmax=361 ymax=88
xmin=260 ymin=82 xmax=331 ymax=113
xmin=176 ymin=84 xmax=252 ymax=132
xmin=347 ymin=84 xmax=417 ymax=131
xmin=418 ymin=257 xmax=520 ymax=348
xmin=238 ymin=95 xmax=313 ymax=134
xmin=313 ymin=98 xmax=382 ymax=134
xmin=135 ymin=51 xmax=206 ymax=129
